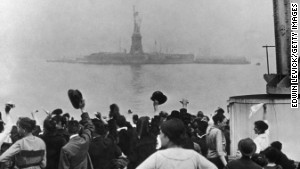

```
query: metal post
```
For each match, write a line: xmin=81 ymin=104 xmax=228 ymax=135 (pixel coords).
xmin=266 ymin=45 xmax=270 ymax=75
xmin=262 ymin=45 xmax=275 ymax=75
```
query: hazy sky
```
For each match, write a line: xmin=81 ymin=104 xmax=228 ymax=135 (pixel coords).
xmin=0 ymin=0 xmax=299 ymax=61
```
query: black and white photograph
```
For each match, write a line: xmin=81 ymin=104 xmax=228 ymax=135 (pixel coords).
xmin=0 ymin=0 xmax=299 ymax=168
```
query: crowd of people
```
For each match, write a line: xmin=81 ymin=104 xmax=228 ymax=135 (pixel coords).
xmin=0 ymin=90 xmax=298 ymax=169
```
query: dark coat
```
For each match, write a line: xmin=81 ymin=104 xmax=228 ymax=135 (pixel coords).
xmin=128 ymin=135 xmax=156 ymax=169
xmin=56 ymin=128 xmax=70 ymax=142
xmin=89 ymin=136 xmax=122 ymax=169
xmin=191 ymin=134 xmax=208 ymax=156
xmin=117 ymin=128 xmax=134 ymax=157
xmin=58 ymin=113 xmax=94 ymax=169
xmin=225 ymin=156 xmax=263 ymax=169
xmin=275 ymin=151 xmax=296 ymax=169
xmin=40 ymin=132 xmax=67 ymax=169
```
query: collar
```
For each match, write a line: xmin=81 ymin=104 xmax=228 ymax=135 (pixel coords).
xmin=210 ymin=125 xmax=222 ymax=130
xmin=70 ymin=134 xmax=79 ymax=139
xmin=196 ymin=133 xmax=207 ymax=138
xmin=267 ymin=163 xmax=276 ymax=167
xmin=257 ymin=133 xmax=268 ymax=138
xmin=117 ymin=127 xmax=128 ymax=132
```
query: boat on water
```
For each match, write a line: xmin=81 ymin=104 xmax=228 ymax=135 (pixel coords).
xmin=48 ymin=7 xmax=250 ymax=65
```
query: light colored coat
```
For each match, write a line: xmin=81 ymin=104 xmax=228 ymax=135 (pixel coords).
xmin=137 ymin=147 xmax=217 ymax=169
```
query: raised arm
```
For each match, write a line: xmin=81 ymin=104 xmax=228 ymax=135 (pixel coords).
xmin=79 ymin=99 xmax=94 ymax=142
xmin=0 ymin=104 xmax=14 ymax=148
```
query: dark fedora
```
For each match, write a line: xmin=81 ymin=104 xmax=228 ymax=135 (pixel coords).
xmin=68 ymin=89 xmax=83 ymax=109
xmin=150 ymin=91 xmax=167 ymax=105
xmin=238 ymin=138 xmax=256 ymax=157
xmin=52 ymin=108 xmax=63 ymax=116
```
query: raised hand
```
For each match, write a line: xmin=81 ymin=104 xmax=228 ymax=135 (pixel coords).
xmin=79 ymin=99 xmax=86 ymax=113
xmin=180 ymin=99 xmax=189 ymax=108
xmin=5 ymin=102 xmax=15 ymax=114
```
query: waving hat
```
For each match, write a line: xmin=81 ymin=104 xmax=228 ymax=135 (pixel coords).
xmin=151 ymin=91 xmax=167 ymax=105
xmin=68 ymin=89 xmax=83 ymax=109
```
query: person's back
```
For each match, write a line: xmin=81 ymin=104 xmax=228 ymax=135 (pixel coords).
xmin=264 ymin=147 xmax=283 ymax=169
xmin=60 ymin=133 xmax=90 ymax=168
xmin=226 ymin=138 xmax=262 ymax=169
xmin=191 ymin=134 xmax=208 ymax=156
xmin=118 ymin=128 xmax=131 ymax=156
xmin=137 ymin=147 xmax=217 ymax=169
xmin=0 ymin=116 xmax=47 ymax=169
xmin=89 ymin=136 xmax=121 ymax=169
xmin=0 ymin=130 xmax=46 ymax=168
xmin=276 ymin=151 xmax=296 ymax=169
xmin=58 ymin=112 xmax=94 ymax=169
xmin=226 ymin=156 xmax=262 ymax=169
xmin=129 ymin=135 xmax=156 ymax=169
xmin=271 ymin=141 xmax=296 ymax=169
xmin=40 ymin=132 xmax=67 ymax=169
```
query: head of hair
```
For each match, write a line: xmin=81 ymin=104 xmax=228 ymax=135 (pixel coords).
xmin=201 ymin=116 xmax=210 ymax=122
xmin=212 ymin=113 xmax=226 ymax=125
xmin=192 ymin=117 xmax=208 ymax=133
xmin=179 ymin=109 xmax=192 ymax=126
xmin=254 ymin=120 xmax=268 ymax=133
xmin=67 ymin=120 xmax=80 ymax=135
xmin=238 ymin=138 xmax=256 ymax=157
xmin=264 ymin=147 xmax=280 ymax=163
xmin=116 ymin=115 xmax=126 ymax=128
xmin=43 ymin=119 xmax=57 ymax=133
xmin=109 ymin=104 xmax=120 ymax=119
xmin=17 ymin=117 xmax=36 ymax=133
xmin=159 ymin=111 xmax=168 ymax=118
xmin=62 ymin=113 xmax=70 ymax=119
xmin=271 ymin=141 xmax=282 ymax=151
xmin=197 ymin=111 xmax=204 ymax=118
xmin=168 ymin=110 xmax=180 ymax=120
xmin=52 ymin=115 xmax=66 ymax=127
xmin=92 ymin=118 xmax=107 ymax=136
xmin=132 ymin=114 xmax=139 ymax=123
xmin=251 ymin=153 xmax=268 ymax=167
xmin=160 ymin=118 xmax=186 ymax=146
xmin=215 ymin=107 xmax=225 ymax=115
xmin=109 ymin=104 xmax=119 ymax=111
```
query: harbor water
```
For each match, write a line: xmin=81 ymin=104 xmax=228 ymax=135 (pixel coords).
xmin=0 ymin=57 xmax=268 ymax=121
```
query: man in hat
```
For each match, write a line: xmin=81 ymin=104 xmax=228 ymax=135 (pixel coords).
xmin=58 ymin=101 xmax=95 ymax=169
xmin=225 ymin=138 xmax=262 ymax=169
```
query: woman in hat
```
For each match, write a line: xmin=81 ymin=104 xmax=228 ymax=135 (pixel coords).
xmin=137 ymin=118 xmax=217 ymax=169
xmin=253 ymin=120 xmax=269 ymax=153
xmin=0 ymin=117 xmax=46 ymax=169
xmin=225 ymin=138 xmax=262 ymax=169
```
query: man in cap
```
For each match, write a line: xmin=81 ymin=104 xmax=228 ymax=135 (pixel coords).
xmin=225 ymin=138 xmax=262 ymax=169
